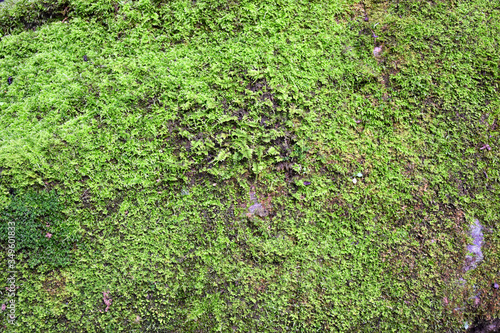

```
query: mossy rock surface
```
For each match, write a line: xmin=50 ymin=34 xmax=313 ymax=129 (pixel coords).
xmin=0 ymin=0 xmax=499 ymax=331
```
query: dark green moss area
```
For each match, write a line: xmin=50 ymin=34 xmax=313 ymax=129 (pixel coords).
xmin=0 ymin=0 xmax=499 ymax=331
xmin=0 ymin=189 xmax=80 ymax=271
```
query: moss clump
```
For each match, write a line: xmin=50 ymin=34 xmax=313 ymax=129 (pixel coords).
xmin=0 ymin=189 xmax=79 ymax=271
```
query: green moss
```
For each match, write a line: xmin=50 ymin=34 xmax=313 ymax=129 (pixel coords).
xmin=0 ymin=189 xmax=79 ymax=270
xmin=0 ymin=0 xmax=499 ymax=331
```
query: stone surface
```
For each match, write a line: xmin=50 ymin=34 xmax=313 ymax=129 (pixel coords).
xmin=464 ymin=219 xmax=484 ymax=272
xmin=248 ymin=203 xmax=268 ymax=217
xmin=247 ymin=191 xmax=269 ymax=217
xmin=469 ymin=319 xmax=500 ymax=333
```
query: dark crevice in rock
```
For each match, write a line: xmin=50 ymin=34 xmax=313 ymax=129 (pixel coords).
xmin=469 ymin=318 xmax=500 ymax=333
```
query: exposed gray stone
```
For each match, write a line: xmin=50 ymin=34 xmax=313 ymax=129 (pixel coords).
xmin=247 ymin=191 xmax=269 ymax=217
xmin=464 ymin=219 xmax=484 ymax=272
xmin=248 ymin=203 xmax=268 ymax=217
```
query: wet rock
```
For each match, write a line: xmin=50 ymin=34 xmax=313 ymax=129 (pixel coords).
xmin=248 ymin=203 xmax=268 ymax=217
xmin=247 ymin=191 xmax=269 ymax=217
xmin=469 ymin=318 xmax=500 ymax=333
xmin=464 ymin=219 xmax=484 ymax=272
xmin=452 ymin=219 xmax=485 ymax=315
xmin=373 ymin=46 xmax=382 ymax=57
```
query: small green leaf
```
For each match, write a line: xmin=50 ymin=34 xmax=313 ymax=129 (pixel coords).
xmin=267 ymin=147 xmax=279 ymax=155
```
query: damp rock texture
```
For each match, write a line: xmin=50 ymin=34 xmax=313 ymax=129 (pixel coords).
xmin=464 ymin=219 xmax=484 ymax=272
xmin=469 ymin=319 xmax=500 ymax=333
xmin=247 ymin=191 xmax=269 ymax=218
xmin=248 ymin=203 xmax=268 ymax=217
xmin=373 ymin=46 xmax=382 ymax=57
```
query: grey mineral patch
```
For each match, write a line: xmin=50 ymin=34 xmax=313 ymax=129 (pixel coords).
xmin=464 ymin=219 xmax=484 ymax=272
xmin=248 ymin=191 xmax=269 ymax=217
xmin=248 ymin=203 xmax=268 ymax=217
xmin=373 ymin=46 xmax=383 ymax=57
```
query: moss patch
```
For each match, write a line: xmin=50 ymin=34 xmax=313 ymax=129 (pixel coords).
xmin=0 ymin=0 xmax=499 ymax=331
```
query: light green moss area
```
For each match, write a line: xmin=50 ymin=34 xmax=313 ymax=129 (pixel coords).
xmin=0 ymin=0 xmax=499 ymax=331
